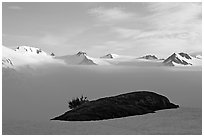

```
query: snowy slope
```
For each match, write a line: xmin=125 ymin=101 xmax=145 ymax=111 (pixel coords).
xmin=195 ymin=55 xmax=202 ymax=59
xmin=15 ymin=46 xmax=48 ymax=56
xmin=190 ymin=52 xmax=202 ymax=59
xmin=2 ymin=57 xmax=14 ymax=69
xmin=101 ymin=54 xmax=137 ymax=65
xmin=86 ymin=56 xmax=110 ymax=65
xmin=101 ymin=54 xmax=163 ymax=66
xmin=100 ymin=54 xmax=120 ymax=59
xmin=163 ymin=52 xmax=202 ymax=66
xmin=2 ymin=46 xmax=65 ymax=69
xmin=58 ymin=52 xmax=163 ymax=66
xmin=57 ymin=51 xmax=111 ymax=65
xmin=56 ymin=52 xmax=96 ymax=65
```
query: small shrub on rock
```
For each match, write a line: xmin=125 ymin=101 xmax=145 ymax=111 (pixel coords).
xmin=68 ymin=95 xmax=89 ymax=109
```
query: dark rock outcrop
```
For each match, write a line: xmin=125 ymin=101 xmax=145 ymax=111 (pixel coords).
xmin=51 ymin=91 xmax=179 ymax=121
xmin=50 ymin=53 xmax=55 ymax=56
xmin=76 ymin=51 xmax=87 ymax=56
xmin=139 ymin=55 xmax=158 ymax=60
xmin=2 ymin=57 xmax=14 ymax=69
xmin=100 ymin=54 xmax=114 ymax=59
xmin=178 ymin=52 xmax=192 ymax=59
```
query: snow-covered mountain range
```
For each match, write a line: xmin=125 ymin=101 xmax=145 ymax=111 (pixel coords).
xmin=2 ymin=46 xmax=65 ymax=69
xmin=163 ymin=52 xmax=202 ymax=66
xmin=56 ymin=51 xmax=110 ymax=65
xmin=2 ymin=45 xmax=202 ymax=70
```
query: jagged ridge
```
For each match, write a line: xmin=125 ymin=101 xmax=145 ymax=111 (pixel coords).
xmin=163 ymin=52 xmax=199 ymax=66
xmin=138 ymin=55 xmax=158 ymax=60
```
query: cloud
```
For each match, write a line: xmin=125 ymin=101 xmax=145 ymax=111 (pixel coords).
xmin=113 ymin=3 xmax=200 ymax=48
xmin=134 ymin=31 xmax=199 ymax=40
xmin=94 ymin=3 xmax=201 ymax=57
xmin=88 ymin=7 xmax=135 ymax=22
xmin=8 ymin=6 xmax=22 ymax=10
xmin=29 ymin=3 xmax=204 ymax=57
xmin=147 ymin=3 xmax=201 ymax=30
xmin=113 ymin=27 xmax=197 ymax=41
xmin=113 ymin=27 xmax=141 ymax=38
xmin=40 ymin=35 xmax=67 ymax=46
xmin=3 ymin=3 xmax=201 ymax=57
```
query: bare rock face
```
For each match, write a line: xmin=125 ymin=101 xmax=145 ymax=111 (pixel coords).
xmin=51 ymin=91 xmax=179 ymax=121
xmin=76 ymin=51 xmax=87 ymax=56
xmin=100 ymin=54 xmax=114 ymax=59
xmin=2 ymin=57 xmax=14 ymax=69
xmin=163 ymin=52 xmax=194 ymax=66
xmin=50 ymin=53 xmax=55 ymax=56
xmin=139 ymin=55 xmax=158 ymax=60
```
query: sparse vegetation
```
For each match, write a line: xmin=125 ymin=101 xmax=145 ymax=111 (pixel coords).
xmin=68 ymin=95 xmax=89 ymax=109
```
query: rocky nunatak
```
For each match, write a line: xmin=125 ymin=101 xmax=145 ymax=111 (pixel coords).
xmin=51 ymin=91 xmax=179 ymax=121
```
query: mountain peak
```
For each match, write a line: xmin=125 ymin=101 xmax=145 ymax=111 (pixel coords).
xmin=162 ymin=52 xmax=201 ymax=66
xmin=76 ymin=51 xmax=87 ymax=56
xmin=100 ymin=54 xmax=113 ymax=59
xmin=100 ymin=53 xmax=119 ymax=59
xmin=50 ymin=53 xmax=55 ymax=56
xmin=15 ymin=46 xmax=48 ymax=56
xmin=139 ymin=55 xmax=158 ymax=60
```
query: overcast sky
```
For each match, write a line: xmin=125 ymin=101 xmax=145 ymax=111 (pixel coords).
xmin=2 ymin=2 xmax=202 ymax=57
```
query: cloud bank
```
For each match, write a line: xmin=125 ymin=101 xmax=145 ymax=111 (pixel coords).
xmin=3 ymin=3 xmax=202 ymax=57
xmin=86 ymin=2 xmax=201 ymax=57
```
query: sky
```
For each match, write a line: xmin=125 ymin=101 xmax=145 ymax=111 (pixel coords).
xmin=2 ymin=2 xmax=202 ymax=58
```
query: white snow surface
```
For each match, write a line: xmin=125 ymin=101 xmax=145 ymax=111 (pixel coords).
xmin=195 ymin=55 xmax=202 ymax=59
xmin=86 ymin=56 xmax=111 ymax=65
xmin=15 ymin=46 xmax=48 ymax=56
xmin=2 ymin=46 xmax=65 ymax=69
